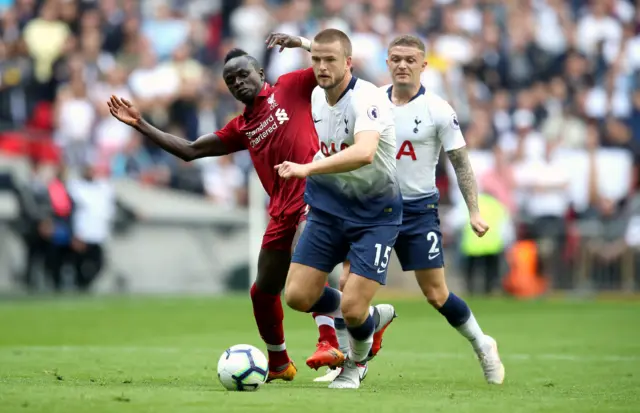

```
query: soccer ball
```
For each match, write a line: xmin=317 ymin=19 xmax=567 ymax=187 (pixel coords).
xmin=217 ymin=344 xmax=268 ymax=391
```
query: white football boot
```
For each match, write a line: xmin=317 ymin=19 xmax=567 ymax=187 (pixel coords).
xmin=314 ymin=367 xmax=341 ymax=383
xmin=475 ymin=335 xmax=505 ymax=384
xmin=314 ymin=363 xmax=368 ymax=383
xmin=328 ymin=359 xmax=361 ymax=389
xmin=358 ymin=363 xmax=369 ymax=381
xmin=315 ymin=303 xmax=395 ymax=383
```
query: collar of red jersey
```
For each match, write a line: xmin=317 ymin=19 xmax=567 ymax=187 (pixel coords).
xmin=257 ymin=82 xmax=272 ymax=98
xmin=243 ymin=82 xmax=272 ymax=117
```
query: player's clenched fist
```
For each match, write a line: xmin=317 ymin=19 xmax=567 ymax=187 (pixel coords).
xmin=107 ymin=95 xmax=141 ymax=127
xmin=274 ymin=161 xmax=309 ymax=180
xmin=470 ymin=212 xmax=490 ymax=237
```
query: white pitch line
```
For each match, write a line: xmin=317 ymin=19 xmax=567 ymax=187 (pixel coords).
xmin=1 ymin=346 xmax=638 ymax=362
xmin=387 ymin=350 xmax=640 ymax=362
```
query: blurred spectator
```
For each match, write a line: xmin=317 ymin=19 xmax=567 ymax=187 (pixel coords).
xmin=141 ymin=3 xmax=189 ymax=61
xmin=200 ymin=154 xmax=246 ymax=208
xmin=230 ymin=0 xmax=274 ymax=66
xmin=0 ymin=38 xmax=33 ymax=129
xmin=41 ymin=165 xmax=74 ymax=291
xmin=629 ymin=89 xmax=640 ymax=142
xmin=583 ymin=196 xmax=629 ymax=288
xmin=13 ymin=158 xmax=52 ymax=290
xmin=518 ymin=138 xmax=572 ymax=281
xmin=110 ymin=134 xmax=166 ymax=184
xmin=128 ymin=49 xmax=179 ymax=130
xmin=22 ymin=1 xmax=70 ymax=88
xmin=576 ymin=0 xmax=623 ymax=62
xmin=91 ymin=64 xmax=134 ymax=161
xmin=54 ymin=67 xmax=95 ymax=168
xmin=499 ymin=109 xmax=545 ymax=162
xmin=451 ymin=190 xmax=514 ymax=295
xmin=67 ymin=161 xmax=115 ymax=291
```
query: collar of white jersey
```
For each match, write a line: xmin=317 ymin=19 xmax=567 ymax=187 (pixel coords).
xmin=327 ymin=76 xmax=358 ymax=106
xmin=386 ymin=84 xmax=426 ymax=103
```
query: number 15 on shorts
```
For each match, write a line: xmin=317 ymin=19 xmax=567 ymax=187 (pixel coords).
xmin=374 ymin=243 xmax=392 ymax=274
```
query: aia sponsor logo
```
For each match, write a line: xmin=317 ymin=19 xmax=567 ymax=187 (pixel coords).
xmin=320 ymin=141 xmax=350 ymax=157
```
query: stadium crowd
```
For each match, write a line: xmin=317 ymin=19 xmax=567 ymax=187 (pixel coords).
xmin=1 ymin=0 xmax=639 ymax=292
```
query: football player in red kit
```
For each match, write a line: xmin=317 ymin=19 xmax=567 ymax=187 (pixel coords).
xmin=108 ymin=47 xmax=319 ymax=382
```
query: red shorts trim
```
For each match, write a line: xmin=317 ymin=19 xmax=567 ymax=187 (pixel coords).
xmin=261 ymin=205 xmax=309 ymax=251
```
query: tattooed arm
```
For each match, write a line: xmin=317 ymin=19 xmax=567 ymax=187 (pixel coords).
xmin=447 ymin=146 xmax=489 ymax=237
xmin=447 ymin=147 xmax=479 ymax=214
xmin=437 ymin=103 xmax=488 ymax=236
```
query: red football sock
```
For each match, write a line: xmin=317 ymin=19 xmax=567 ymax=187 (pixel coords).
xmin=313 ymin=312 xmax=340 ymax=349
xmin=314 ymin=281 xmax=340 ymax=349
xmin=250 ymin=283 xmax=289 ymax=370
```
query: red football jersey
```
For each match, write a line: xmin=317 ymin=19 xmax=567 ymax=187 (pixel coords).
xmin=216 ymin=68 xmax=318 ymax=218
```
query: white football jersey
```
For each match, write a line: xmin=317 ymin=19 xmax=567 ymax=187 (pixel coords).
xmin=305 ymin=77 xmax=401 ymax=224
xmin=381 ymin=84 xmax=466 ymax=202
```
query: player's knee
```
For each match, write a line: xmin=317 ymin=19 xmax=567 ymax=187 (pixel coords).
xmin=340 ymin=293 xmax=369 ymax=326
xmin=424 ymin=284 xmax=449 ymax=308
xmin=284 ymin=286 xmax=314 ymax=312
xmin=416 ymin=269 xmax=449 ymax=307
xmin=256 ymin=249 xmax=289 ymax=295
xmin=254 ymin=277 xmax=282 ymax=296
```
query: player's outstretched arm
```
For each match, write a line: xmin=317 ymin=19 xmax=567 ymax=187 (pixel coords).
xmin=108 ymin=95 xmax=231 ymax=161
xmin=447 ymin=147 xmax=489 ymax=237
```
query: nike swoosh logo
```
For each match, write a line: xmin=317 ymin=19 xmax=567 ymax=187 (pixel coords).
xmin=428 ymin=253 xmax=440 ymax=260
xmin=313 ymin=118 xmax=322 ymax=123
xmin=377 ymin=268 xmax=385 ymax=274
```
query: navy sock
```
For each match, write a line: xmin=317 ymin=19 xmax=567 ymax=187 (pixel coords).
xmin=372 ymin=306 xmax=380 ymax=329
xmin=437 ymin=292 xmax=471 ymax=327
xmin=334 ymin=317 xmax=346 ymax=330
xmin=346 ymin=314 xmax=375 ymax=340
xmin=308 ymin=286 xmax=341 ymax=314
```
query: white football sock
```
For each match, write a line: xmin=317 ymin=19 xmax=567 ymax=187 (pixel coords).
xmin=335 ymin=319 xmax=350 ymax=355
xmin=455 ymin=312 xmax=485 ymax=350
xmin=314 ymin=315 xmax=335 ymax=328
xmin=265 ymin=343 xmax=286 ymax=352
xmin=348 ymin=333 xmax=373 ymax=363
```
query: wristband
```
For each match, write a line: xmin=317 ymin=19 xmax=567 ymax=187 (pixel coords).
xmin=298 ymin=36 xmax=312 ymax=52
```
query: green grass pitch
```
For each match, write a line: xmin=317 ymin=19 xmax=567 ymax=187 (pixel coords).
xmin=0 ymin=294 xmax=638 ymax=412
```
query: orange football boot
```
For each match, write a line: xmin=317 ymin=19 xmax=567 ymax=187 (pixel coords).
xmin=370 ymin=311 xmax=397 ymax=357
xmin=306 ymin=341 xmax=345 ymax=370
xmin=266 ymin=360 xmax=297 ymax=383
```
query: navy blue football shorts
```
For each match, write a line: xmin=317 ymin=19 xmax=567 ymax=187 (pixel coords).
xmin=394 ymin=198 xmax=445 ymax=271
xmin=292 ymin=208 xmax=399 ymax=285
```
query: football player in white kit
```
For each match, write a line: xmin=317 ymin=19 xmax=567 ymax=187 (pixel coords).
xmin=325 ymin=34 xmax=505 ymax=385
xmin=274 ymin=29 xmax=401 ymax=389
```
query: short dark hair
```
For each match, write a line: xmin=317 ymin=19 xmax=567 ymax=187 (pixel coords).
xmin=313 ymin=29 xmax=352 ymax=57
xmin=388 ymin=35 xmax=426 ymax=55
xmin=223 ymin=48 xmax=261 ymax=69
